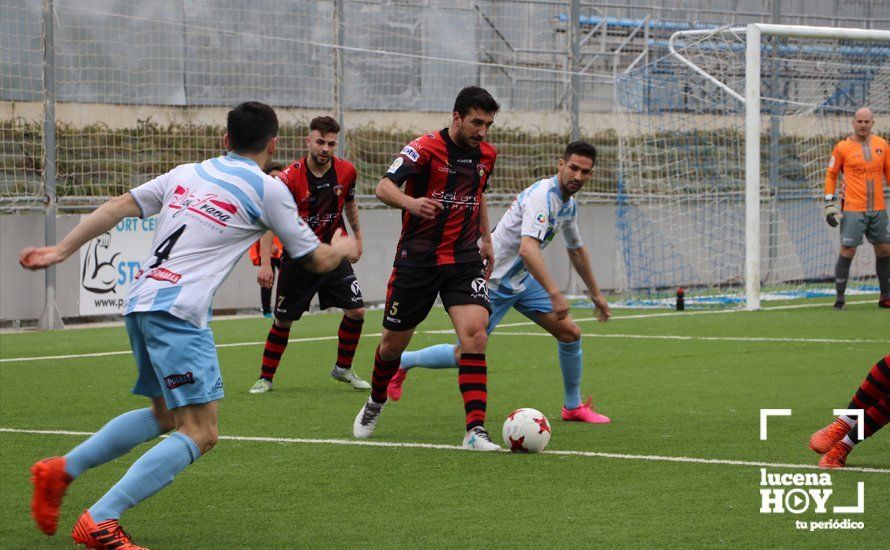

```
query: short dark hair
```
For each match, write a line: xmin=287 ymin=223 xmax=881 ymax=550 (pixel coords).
xmin=453 ymin=86 xmax=500 ymax=117
xmin=309 ymin=115 xmax=341 ymax=135
xmin=227 ymin=101 xmax=279 ymax=154
xmin=563 ymin=140 xmax=597 ymax=165
xmin=264 ymin=160 xmax=284 ymax=174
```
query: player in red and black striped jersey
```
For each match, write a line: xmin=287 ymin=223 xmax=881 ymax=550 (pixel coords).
xmin=352 ymin=86 xmax=502 ymax=451
xmin=250 ymin=116 xmax=369 ymax=395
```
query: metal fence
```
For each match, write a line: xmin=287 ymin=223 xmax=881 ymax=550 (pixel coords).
xmin=5 ymin=0 xmax=889 ymax=212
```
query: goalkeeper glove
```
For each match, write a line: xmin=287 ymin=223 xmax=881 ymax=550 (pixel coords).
xmin=824 ymin=201 xmax=842 ymax=228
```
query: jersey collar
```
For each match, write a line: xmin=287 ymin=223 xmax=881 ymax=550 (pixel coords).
xmin=225 ymin=152 xmax=260 ymax=167
xmin=551 ymin=175 xmax=570 ymax=203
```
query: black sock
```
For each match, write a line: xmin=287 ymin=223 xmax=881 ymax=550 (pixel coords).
xmin=261 ymin=286 xmax=272 ymax=314
xmin=835 ymin=255 xmax=853 ymax=301
xmin=876 ymin=255 xmax=890 ymax=298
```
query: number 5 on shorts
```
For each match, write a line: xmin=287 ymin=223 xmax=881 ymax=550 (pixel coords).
xmin=389 ymin=301 xmax=399 ymax=316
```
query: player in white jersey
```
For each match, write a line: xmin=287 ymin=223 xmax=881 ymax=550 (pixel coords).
xmin=22 ymin=102 xmax=358 ymax=549
xmin=387 ymin=141 xmax=613 ymax=424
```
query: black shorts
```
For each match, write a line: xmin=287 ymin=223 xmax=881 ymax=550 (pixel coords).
xmin=383 ymin=262 xmax=491 ymax=331
xmin=274 ymin=259 xmax=364 ymax=320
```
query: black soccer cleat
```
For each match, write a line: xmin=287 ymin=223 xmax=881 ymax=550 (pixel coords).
xmin=833 ymin=300 xmax=845 ymax=311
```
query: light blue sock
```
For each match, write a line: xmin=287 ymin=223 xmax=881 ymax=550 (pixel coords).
xmin=558 ymin=340 xmax=583 ymax=409
xmin=400 ymin=344 xmax=458 ymax=370
xmin=89 ymin=432 xmax=201 ymax=522
xmin=64 ymin=408 xmax=162 ymax=479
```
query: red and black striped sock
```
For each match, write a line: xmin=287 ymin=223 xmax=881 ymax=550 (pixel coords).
xmin=335 ymin=315 xmax=364 ymax=370
xmin=848 ymin=355 xmax=890 ymax=411
xmin=370 ymin=346 xmax=400 ymax=404
xmin=850 ymin=397 xmax=890 ymax=444
xmin=459 ymin=353 xmax=487 ymax=430
xmin=260 ymin=324 xmax=290 ymax=381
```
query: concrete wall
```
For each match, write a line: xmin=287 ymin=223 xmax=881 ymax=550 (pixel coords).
xmin=0 ymin=205 xmax=618 ymax=323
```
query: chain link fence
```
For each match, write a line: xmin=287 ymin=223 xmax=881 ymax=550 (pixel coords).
xmin=6 ymin=0 xmax=888 ymax=211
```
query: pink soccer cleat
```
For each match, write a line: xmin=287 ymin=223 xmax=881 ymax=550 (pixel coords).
xmin=562 ymin=396 xmax=611 ymax=424
xmin=387 ymin=368 xmax=408 ymax=401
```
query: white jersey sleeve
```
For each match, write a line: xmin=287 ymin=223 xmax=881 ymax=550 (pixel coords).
xmin=260 ymin=180 xmax=319 ymax=261
xmin=130 ymin=169 xmax=175 ymax=218
xmin=519 ymin=185 xmax=553 ymax=242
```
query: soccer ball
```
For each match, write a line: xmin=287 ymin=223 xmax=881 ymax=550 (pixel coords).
xmin=502 ymin=408 xmax=551 ymax=453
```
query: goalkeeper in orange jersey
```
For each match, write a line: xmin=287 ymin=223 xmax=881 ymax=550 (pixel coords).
xmin=823 ymin=107 xmax=890 ymax=310
xmin=809 ymin=354 xmax=890 ymax=468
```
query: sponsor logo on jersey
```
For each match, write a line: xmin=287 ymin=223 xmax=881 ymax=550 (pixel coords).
xmin=301 ymin=212 xmax=341 ymax=228
xmin=164 ymin=372 xmax=195 ymax=389
xmin=146 ymin=267 xmax=182 ymax=284
xmin=456 ymin=158 xmax=473 ymax=164
xmin=169 ymin=188 xmax=238 ymax=227
xmin=431 ymin=189 xmax=478 ymax=210
xmin=400 ymin=145 xmax=420 ymax=163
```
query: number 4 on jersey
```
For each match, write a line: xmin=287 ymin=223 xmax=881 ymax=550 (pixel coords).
xmin=149 ymin=224 xmax=186 ymax=268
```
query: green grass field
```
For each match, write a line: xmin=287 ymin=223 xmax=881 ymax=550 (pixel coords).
xmin=1 ymin=300 xmax=888 ymax=548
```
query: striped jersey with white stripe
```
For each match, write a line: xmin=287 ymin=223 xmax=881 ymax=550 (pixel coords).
xmin=126 ymin=152 xmax=319 ymax=327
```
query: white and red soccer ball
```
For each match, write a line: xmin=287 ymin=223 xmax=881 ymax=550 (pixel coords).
xmin=502 ymin=408 xmax=551 ymax=453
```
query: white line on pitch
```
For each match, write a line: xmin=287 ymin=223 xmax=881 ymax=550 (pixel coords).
xmin=0 ymin=427 xmax=886 ymax=475
xmin=485 ymin=332 xmax=888 ymax=345
xmin=0 ymin=334 xmax=380 ymax=364
xmin=493 ymin=297 xmax=875 ymax=327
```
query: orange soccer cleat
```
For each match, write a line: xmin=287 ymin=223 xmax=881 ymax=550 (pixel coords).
xmin=819 ymin=441 xmax=852 ymax=469
xmin=30 ymin=456 xmax=72 ymax=535
xmin=71 ymin=510 xmax=148 ymax=550
xmin=809 ymin=418 xmax=851 ymax=455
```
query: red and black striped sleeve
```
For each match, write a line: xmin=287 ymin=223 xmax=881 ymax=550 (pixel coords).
xmin=384 ymin=135 xmax=432 ymax=187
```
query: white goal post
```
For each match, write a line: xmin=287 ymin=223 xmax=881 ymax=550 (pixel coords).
xmin=665 ymin=24 xmax=890 ymax=310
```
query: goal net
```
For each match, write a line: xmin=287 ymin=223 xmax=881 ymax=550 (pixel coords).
xmin=615 ymin=24 xmax=890 ymax=309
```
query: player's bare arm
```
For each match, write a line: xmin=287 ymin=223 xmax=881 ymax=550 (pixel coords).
xmin=343 ymin=199 xmax=363 ymax=261
xmin=20 ymin=192 xmax=142 ymax=270
xmin=518 ymin=235 xmax=570 ymax=320
xmin=567 ymin=246 xmax=611 ymax=322
xmin=257 ymin=230 xmax=276 ymax=288
xmin=478 ymin=194 xmax=494 ymax=279
xmin=299 ymin=230 xmax=358 ymax=273
xmin=376 ymin=177 xmax=443 ymax=220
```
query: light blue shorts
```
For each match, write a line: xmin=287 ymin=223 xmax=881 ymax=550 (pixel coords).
xmin=487 ymin=276 xmax=554 ymax=334
xmin=125 ymin=311 xmax=224 ymax=409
